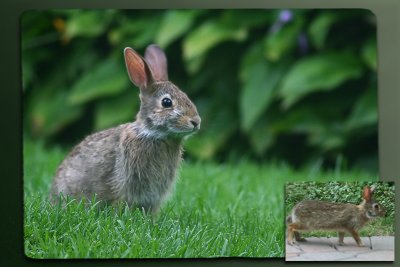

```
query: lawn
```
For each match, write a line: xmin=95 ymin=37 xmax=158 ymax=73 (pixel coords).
xmin=24 ymin=140 xmax=381 ymax=258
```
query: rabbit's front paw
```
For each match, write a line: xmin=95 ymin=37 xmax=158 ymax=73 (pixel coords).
xmin=286 ymin=240 xmax=294 ymax=246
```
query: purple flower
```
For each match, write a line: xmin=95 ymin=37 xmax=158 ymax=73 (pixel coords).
xmin=270 ymin=9 xmax=294 ymax=33
xmin=279 ymin=10 xmax=293 ymax=24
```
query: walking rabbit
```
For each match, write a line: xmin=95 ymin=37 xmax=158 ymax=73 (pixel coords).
xmin=51 ymin=44 xmax=201 ymax=215
xmin=286 ymin=185 xmax=386 ymax=246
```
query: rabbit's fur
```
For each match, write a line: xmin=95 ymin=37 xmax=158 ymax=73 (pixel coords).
xmin=51 ymin=44 xmax=201 ymax=215
xmin=286 ymin=186 xmax=386 ymax=246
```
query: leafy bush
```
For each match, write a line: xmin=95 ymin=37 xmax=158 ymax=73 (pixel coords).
xmin=22 ymin=9 xmax=377 ymax=170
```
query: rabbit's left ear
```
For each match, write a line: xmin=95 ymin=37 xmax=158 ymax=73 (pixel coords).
xmin=363 ymin=186 xmax=372 ymax=201
xmin=144 ymin=44 xmax=168 ymax=81
xmin=124 ymin=47 xmax=154 ymax=89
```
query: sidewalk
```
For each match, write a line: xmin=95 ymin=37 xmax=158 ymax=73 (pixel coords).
xmin=285 ymin=236 xmax=395 ymax=261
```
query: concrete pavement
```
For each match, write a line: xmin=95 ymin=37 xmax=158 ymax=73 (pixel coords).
xmin=285 ymin=236 xmax=395 ymax=261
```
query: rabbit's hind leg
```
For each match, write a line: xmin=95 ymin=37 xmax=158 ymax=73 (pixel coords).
xmin=287 ymin=224 xmax=294 ymax=245
xmin=287 ymin=223 xmax=301 ymax=245
xmin=294 ymin=231 xmax=306 ymax=242
xmin=338 ymin=231 xmax=345 ymax=245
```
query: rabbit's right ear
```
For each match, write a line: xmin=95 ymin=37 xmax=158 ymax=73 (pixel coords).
xmin=124 ymin=47 xmax=153 ymax=89
xmin=362 ymin=186 xmax=372 ymax=201
xmin=144 ymin=44 xmax=168 ymax=81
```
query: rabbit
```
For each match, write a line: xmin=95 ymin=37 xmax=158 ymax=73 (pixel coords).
xmin=286 ymin=185 xmax=386 ymax=246
xmin=50 ymin=44 xmax=201 ymax=216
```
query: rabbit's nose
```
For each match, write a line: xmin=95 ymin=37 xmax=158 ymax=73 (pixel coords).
xmin=190 ymin=120 xmax=198 ymax=127
xmin=190 ymin=116 xmax=201 ymax=129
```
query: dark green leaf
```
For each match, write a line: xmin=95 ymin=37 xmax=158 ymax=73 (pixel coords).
xmin=156 ymin=10 xmax=201 ymax=48
xmin=94 ymin=90 xmax=139 ymax=131
xmin=110 ymin=12 xmax=162 ymax=48
xmin=220 ymin=10 xmax=274 ymax=29
xmin=268 ymin=105 xmax=345 ymax=151
xmin=29 ymin=88 xmax=83 ymax=136
xmin=308 ymin=12 xmax=339 ymax=50
xmin=248 ymin=116 xmax=276 ymax=155
xmin=65 ymin=10 xmax=115 ymax=39
xmin=309 ymin=126 xmax=346 ymax=151
xmin=183 ymin=20 xmax=248 ymax=73
xmin=22 ymin=57 xmax=33 ymax=91
xmin=264 ymin=18 xmax=303 ymax=62
xmin=239 ymin=44 xmax=289 ymax=131
xmin=346 ymin=87 xmax=377 ymax=130
xmin=362 ymin=37 xmax=377 ymax=71
xmin=185 ymin=99 xmax=237 ymax=160
xmin=269 ymin=106 xmax=326 ymax=135
xmin=125 ymin=16 xmax=162 ymax=49
xmin=279 ymin=52 xmax=364 ymax=108
xmin=68 ymin=56 xmax=129 ymax=105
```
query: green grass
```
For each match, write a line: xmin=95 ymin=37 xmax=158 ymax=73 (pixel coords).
xmin=24 ymin=140 xmax=381 ymax=258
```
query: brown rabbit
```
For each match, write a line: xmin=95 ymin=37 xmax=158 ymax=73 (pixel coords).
xmin=51 ymin=44 xmax=201 ymax=215
xmin=286 ymin=185 xmax=386 ymax=246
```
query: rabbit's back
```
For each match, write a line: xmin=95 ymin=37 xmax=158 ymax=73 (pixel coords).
xmin=51 ymin=122 xmax=183 ymax=212
xmin=51 ymin=125 xmax=123 ymax=201
xmin=291 ymin=200 xmax=362 ymax=230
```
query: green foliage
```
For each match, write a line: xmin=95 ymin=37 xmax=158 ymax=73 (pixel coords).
xmin=279 ymin=52 xmax=363 ymax=108
xmin=183 ymin=19 xmax=248 ymax=74
xmin=64 ymin=10 xmax=115 ymax=39
xmin=68 ymin=56 xmax=128 ymax=105
xmin=264 ymin=12 xmax=304 ymax=62
xmin=156 ymin=10 xmax=201 ymax=48
xmin=240 ymin=43 xmax=289 ymax=132
xmin=24 ymin=140 xmax=379 ymax=258
xmin=22 ymin=9 xmax=378 ymax=170
xmin=308 ymin=12 xmax=340 ymax=50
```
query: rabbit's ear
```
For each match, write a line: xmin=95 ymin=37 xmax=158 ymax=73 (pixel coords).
xmin=144 ymin=44 xmax=168 ymax=81
xmin=124 ymin=47 xmax=153 ymax=88
xmin=370 ymin=185 xmax=376 ymax=193
xmin=362 ymin=186 xmax=372 ymax=201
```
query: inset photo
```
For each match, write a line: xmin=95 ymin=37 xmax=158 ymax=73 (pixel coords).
xmin=285 ymin=181 xmax=394 ymax=261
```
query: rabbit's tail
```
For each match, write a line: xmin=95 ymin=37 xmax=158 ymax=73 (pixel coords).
xmin=286 ymin=215 xmax=292 ymax=224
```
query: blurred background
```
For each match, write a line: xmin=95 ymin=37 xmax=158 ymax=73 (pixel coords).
xmin=22 ymin=9 xmax=378 ymax=172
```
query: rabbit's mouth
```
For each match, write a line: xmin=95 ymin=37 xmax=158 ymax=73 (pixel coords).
xmin=168 ymin=119 xmax=201 ymax=136
xmin=170 ymin=126 xmax=199 ymax=137
xmin=366 ymin=211 xmax=380 ymax=219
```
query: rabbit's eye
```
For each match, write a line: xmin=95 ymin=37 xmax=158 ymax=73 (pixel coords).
xmin=161 ymin=98 xmax=173 ymax=108
xmin=373 ymin=203 xmax=379 ymax=209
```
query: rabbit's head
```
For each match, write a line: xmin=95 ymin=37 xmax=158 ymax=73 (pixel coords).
xmin=124 ymin=45 xmax=201 ymax=139
xmin=361 ymin=185 xmax=386 ymax=219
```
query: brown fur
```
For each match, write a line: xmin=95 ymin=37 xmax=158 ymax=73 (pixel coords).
xmin=286 ymin=186 xmax=386 ymax=246
xmin=51 ymin=45 xmax=201 ymax=215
